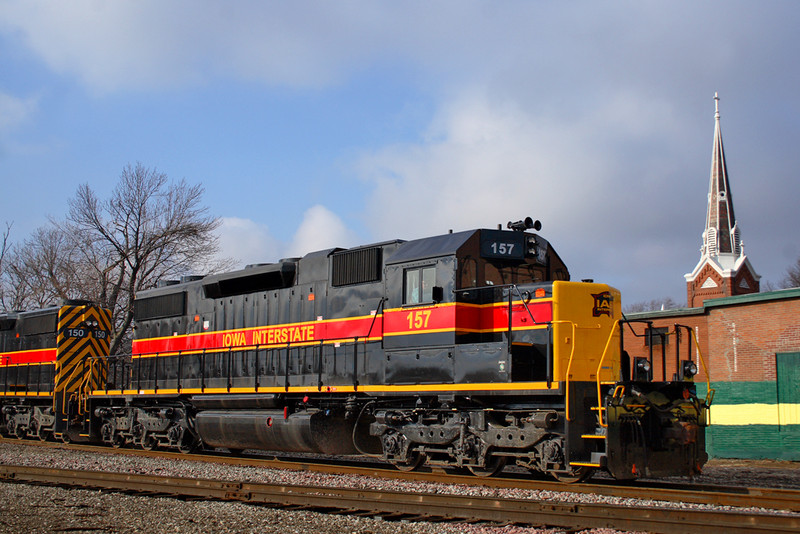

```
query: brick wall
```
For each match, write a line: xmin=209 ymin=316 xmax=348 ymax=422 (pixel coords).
xmin=623 ymin=312 xmax=710 ymax=382
xmin=706 ymin=298 xmax=800 ymax=381
xmin=624 ymin=289 xmax=800 ymax=459
xmin=625 ymin=290 xmax=800 ymax=383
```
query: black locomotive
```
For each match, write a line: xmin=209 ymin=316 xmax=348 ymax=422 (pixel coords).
xmin=1 ymin=219 xmax=711 ymax=481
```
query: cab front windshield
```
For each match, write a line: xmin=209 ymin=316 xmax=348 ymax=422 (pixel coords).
xmin=459 ymin=258 xmax=551 ymax=289
xmin=483 ymin=261 xmax=544 ymax=287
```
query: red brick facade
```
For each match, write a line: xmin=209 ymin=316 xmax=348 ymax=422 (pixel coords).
xmin=624 ymin=289 xmax=800 ymax=383
xmin=686 ymin=262 xmax=760 ymax=308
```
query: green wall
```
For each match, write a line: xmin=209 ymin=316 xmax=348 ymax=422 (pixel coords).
xmin=696 ymin=381 xmax=800 ymax=460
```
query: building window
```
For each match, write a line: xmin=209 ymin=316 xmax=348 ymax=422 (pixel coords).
xmin=404 ymin=266 xmax=436 ymax=304
xmin=644 ymin=326 xmax=670 ymax=346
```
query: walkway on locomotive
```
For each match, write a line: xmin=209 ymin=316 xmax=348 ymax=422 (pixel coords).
xmin=90 ymin=227 xmax=623 ymax=400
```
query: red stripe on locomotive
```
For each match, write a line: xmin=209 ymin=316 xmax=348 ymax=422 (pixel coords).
xmin=131 ymin=315 xmax=383 ymax=355
xmin=131 ymin=299 xmax=554 ymax=354
xmin=0 ymin=348 xmax=57 ymax=366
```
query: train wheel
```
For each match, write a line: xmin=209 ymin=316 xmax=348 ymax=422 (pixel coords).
xmin=468 ymin=456 xmax=507 ymax=477
xmin=112 ymin=435 xmax=125 ymax=448
xmin=178 ymin=439 xmax=197 ymax=454
xmin=392 ymin=452 xmax=425 ymax=472
xmin=551 ymin=465 xmax=594 ymax=483
xmin=38 ymin=430 xmax=52 ymax=442
xmin=29 ymin=419 xmax=39 ymax=440
xmin=141 ymin=435 xmax=158 ymax=451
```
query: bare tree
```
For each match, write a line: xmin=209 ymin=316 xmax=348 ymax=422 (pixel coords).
xmin=0 ymin=222 xmax=12 ymax=310
xmin=623 ymin=297 xmax=679 ymax=314
xmin=0 ymin=165 xmax=227 ymax=351
xmin=780 ymin=257 xmax=800 ymax=289
xmin=66 ymin=163 xmax=223 ymax=353
xmin=3 ymin=226 xmax=82 ymax=309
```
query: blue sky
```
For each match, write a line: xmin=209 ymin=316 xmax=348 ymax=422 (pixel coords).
xmin=1 ymin=1 xmax=799 ymax=306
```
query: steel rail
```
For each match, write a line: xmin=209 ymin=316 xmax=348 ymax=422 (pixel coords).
xmin=0 ymin=464 xmax=798 ymax=534
xmin=2 ymin=439 xmax=799 ymax=513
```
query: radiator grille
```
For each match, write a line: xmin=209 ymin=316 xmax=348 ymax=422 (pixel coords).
xmin=134 ymin=292 xmax=186 ymax=321
xmin=332 ymin=247 xmax=382 ymax=286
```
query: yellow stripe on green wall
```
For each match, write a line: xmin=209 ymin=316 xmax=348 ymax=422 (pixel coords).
xmin=709 ymin=404 xmax=800 ymax=426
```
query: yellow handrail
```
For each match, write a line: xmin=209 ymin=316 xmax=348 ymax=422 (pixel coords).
xmin=59 ymin=362 xmax=90 ymax=415
xmin=594 ymin=320 xmax=621 ymax=428
xmin=553 ymin=320 xmax=577 ymax=421
xmin=687 ymin=327 xmax=715 ymax=406
xmin=77 ymin=359 xmax=100 ymax=414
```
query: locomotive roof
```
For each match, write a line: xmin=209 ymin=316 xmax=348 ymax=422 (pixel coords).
xmin=0 ymin=305 xmax=62 ymax=320
xmin=385 ymin=229 xmax=477 ymax=265
xmin=201 ymin=260 xmax=297 ymax=298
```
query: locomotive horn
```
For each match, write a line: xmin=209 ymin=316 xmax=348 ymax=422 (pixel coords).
xmin=507 ymin=217 xmax=541 ymax=232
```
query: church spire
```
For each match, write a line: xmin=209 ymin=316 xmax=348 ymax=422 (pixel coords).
xmin=685 ymin=93 xmax=759 ymax=307
xmin=702 ymin=92 xmax=740 ymax=257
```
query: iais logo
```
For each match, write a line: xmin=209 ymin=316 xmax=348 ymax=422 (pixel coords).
xmin=591 ymin=291 xmax=613 ymax=317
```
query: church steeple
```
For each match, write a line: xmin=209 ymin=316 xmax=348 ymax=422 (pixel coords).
xmin=702 ymin=93 xmax=740 ymax=257
xmin=685 ymin=93 xmax=759 ymax=307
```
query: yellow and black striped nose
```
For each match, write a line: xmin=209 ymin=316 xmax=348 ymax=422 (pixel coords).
xmin=55 ymin=304 xmax=112 ymax=398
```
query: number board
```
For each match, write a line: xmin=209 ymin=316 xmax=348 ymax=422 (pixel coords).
xmin=63 ymin=328 xmax=109 ymax=340
xmin=480 ymin=230 xmax=526 ymax=260
xmin=64 ymin=328 xmax=89 ymax=339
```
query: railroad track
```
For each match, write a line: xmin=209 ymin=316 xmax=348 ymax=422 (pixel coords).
xmin=0 ymin=464 xmax=798 ymax=534
xmin=4 ymin=438 xmax=798 ymax=514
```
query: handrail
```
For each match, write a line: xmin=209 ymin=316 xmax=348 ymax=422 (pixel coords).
xmin=77 ymin=360 xmax=97 ymax=415
xmin=594 ymin=320 xmax=621 ymax=428
xmin=453 ymin=283 xmax=546 ymax=324
xmin=59 ymin=361 xmax=89 ymax=415
xmin=552 ymin=320 xmax=577 ymax=421
xmin=686 ymin=327 xmax=715 ymax=406
xmin=126 ymin=331 xmax=380 ymax=361
xmin=364 ymin=298 xmax=386 ymax=341
xmin=457 ymin=284 xmax=567 ymax=415
xmin=100 ymin=334 xmax=380 ymax=395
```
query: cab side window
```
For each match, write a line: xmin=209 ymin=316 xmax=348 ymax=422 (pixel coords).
xmin=404 ymin=266 xmax=436 ymax=304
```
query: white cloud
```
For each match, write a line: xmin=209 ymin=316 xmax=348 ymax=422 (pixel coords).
xmin=353 ymin=88 xmax=707 ymax=303
xmin=216 ymin=217 xmax=280 ymax=268
xmin=357 ymin=91 xmax=621 ymax=239
xmin=2 ymin=0 xmax=798 ymax=305
xmin=1 ymin=1 xmax=794 ymax=107
xmin=216 ymin=207 xmax=356 ymax=269
xmin=0 ymin=92 xmax=37 ymax=132
xmin=285 ymin=205 xmax=358 ymax=258
xmin=0 ymin=1 xmax=428 ymax=92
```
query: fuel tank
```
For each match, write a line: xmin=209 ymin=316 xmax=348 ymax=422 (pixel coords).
xmin=194 ymin=409 xmax=358 ymax=455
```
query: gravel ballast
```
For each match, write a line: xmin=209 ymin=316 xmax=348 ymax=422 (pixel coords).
xmin=0 ymin=442 xmax=797 ymax=534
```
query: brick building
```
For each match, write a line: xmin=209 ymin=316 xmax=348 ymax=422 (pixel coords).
xmin=623 ymin=95 xmax=799 ymax=460
xmin=625 ymin=289 xmax=800 ymax=460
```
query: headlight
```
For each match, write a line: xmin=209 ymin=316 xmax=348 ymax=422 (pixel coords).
xmin=633 ymin=357 xmax=651 ymax=382
xmin=682 ymin=360 xmax=698 ymax=379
